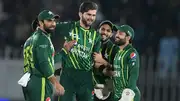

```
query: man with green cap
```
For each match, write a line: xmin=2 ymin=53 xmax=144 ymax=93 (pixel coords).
xmin=53 ymin=1 xmax=101 ymax=101
xmin=19 ymin=10 xmax=76 ymax=101
xmin=93 ymin=20 xmax=119 ymax=101
xmin=94 ymin=25 xmax=141 ymax=101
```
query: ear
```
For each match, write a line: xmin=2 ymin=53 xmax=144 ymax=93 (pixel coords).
xmin=126 ymin=36 xmax=131 ymax=41
xmin=38 ymin=21 xmax=43 ymax=27
xmin=79 ymin=12 xmax=82 ymax=19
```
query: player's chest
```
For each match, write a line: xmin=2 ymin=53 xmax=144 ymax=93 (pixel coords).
xmin=113 ymin=51 xmax=128 ymax=71
xmin=67 ymin=28 xmax=96 ymax=52
xmin=101 ymin=47 xmax=110 ymax=61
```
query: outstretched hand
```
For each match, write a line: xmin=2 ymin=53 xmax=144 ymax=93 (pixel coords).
xmin=63 ymin=40 xmax=77 ymax=52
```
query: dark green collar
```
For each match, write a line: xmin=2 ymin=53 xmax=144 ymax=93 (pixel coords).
xmin=102 ymin=39 xmax=111 ymax=45
xmin=37 ymin=28 xmax=51 ymax=37
xmin=123 ymin=44 xmax=133 ymax=50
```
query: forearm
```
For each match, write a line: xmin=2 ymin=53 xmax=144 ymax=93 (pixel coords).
xmin=48 ymin=75 xmax=59 ymax=86
xmin=127 ymin=68 xmax=139 ymax=90
xmin=39 ymin=61 xmax=54 ymax=78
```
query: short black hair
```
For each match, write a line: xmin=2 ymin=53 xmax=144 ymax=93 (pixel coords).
xmin=79 ymin=1 xmax=98 ymax=13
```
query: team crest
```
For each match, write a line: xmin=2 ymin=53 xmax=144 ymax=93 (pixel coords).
xmin=130 ymin=52 xmax=136 ymax=59
xmin=46 ymin=97 xmax=51 ymax=101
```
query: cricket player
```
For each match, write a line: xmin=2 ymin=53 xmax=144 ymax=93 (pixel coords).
xmin=54 ymin=1 xmax=101 ymax=101
xmin=93 ymin=20 xmax=119 ymax=101
xmin=20 ymin=10 xmax=75 ymax=101
xmin=94 ymin=25 xmax=141 ymax=101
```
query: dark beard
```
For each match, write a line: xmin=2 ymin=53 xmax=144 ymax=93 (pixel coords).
xmin=44 ymin=25 xmax=55 ymax=34
xmin=115 ymin=39 xmax=126 ymax=46
xmin=82 ymin=17 xmax=91 ymax=28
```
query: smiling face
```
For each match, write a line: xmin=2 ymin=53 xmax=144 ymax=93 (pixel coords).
xmin=115 ymin=30 xmax=130 ymax=46
xmin=79 ymin=10 xmax=97 ymax=27
xmin=99 ymin=24 xmax=113 ymax=41
xmin=39 ymin=18 xmax=56 ymax=33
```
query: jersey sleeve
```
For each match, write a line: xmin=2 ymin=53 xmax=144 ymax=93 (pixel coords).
xmin=93 ymin=32 xmax=101 ymax=53
xmin=127 ymin=51 xmax=140 ymax=90
xmin=35 ymin=37 xmax=54 ymax=78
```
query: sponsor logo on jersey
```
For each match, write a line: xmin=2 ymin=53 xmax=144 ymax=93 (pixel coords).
xmin=130 ymin=52 xmax=136 ymax=59
xmin=46 ymin=97 xmax=51 ymax=101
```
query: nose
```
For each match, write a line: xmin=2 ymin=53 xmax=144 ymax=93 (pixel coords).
xmin=101 ymin=30 xmax=106 ymax=35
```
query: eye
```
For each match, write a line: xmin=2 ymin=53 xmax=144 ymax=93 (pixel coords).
xmin=107 ymin=29 xmax=111 ymax=32
xmin=101 ymin=28 xmax=105 ymax=31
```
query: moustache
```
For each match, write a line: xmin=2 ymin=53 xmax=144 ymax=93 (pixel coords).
xmin=115 ymin=36 xmax=120 ymax=39
xmin=87 ymin=19 xmax=93 ymax=22
xmin=49 ymin=26 xmax=56 ymax=29
xmin=101 ymin=33 xmax=106 ymax=36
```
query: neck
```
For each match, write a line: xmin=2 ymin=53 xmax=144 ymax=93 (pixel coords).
xmin=39 ymin=27 xmax=48 ymax=34
xmin=80 ymin=20 xmax=90 ymax=29
xmin=102 ymin=38 xmax=109 ymax=44
xmin=119 ymin=42 xmax=129 ymax=50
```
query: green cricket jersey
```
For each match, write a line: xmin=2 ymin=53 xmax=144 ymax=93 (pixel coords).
xmin=113 ymin=44 xmax=140 ymax=99
xmin=93 ymin=39 xmax=119 ymax=84
xmin=55 ymin=21 xmax=101 ymax=71
xmin=23 ymin=28 xmax=55 ymax=78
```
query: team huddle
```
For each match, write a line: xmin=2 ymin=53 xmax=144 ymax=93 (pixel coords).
xmin=18 ymin=1 xmax=141 ymax=101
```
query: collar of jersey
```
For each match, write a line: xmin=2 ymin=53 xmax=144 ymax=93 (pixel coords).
xmin=75 ymin=21 xmax=92 ymax=31
xmin=102 ymin=39 xmax=110 ymax=45
xmin=37 ymin=28 xmax=51 ymax=38
xmin=123 ymin=44 xmax=132 ymax=50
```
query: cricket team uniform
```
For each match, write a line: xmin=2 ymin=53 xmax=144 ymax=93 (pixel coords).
xmin=113 ymin=44 xmax=141 ymax=101
xmin=93 ymin=39 xmax=119 ymax=101
xmin=23 ymin=28 xmax=56 ymax=101
xmin=55 ymin=21 xmax=101 ymax=101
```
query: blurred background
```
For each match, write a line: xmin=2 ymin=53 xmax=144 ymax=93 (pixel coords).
xmin=0 ymin=0 xmax=180 ymax=101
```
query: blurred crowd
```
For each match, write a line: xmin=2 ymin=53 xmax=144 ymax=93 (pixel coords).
xmin=0 ymin=0 xmax=180 ymax=79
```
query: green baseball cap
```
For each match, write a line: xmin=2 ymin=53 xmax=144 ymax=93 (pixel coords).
xmin=115 ymin=25 xmax=134 ymax=40
xmin=99 ymin=20 xmax=116 ymax=31
xmin=38 ymin=10 xmax=60 ymax=21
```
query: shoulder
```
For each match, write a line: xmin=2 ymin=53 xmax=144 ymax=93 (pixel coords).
xmin=24 ymin=36 xmax=33 ymax=48
xmin=126 ymin=47 xmax=139 ymax=60
xmin=33 ymin=32 xmax=50 ymax=47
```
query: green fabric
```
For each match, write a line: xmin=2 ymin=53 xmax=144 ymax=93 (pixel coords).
xmin=59 ymin=68 xmax=94 ymax=101
xmin=93 ymin=39 xmax=119 ymax=84
xmin=38 ymin=10 xmax=59 ymax=21
xmin=22 ymin=75 xmax=53 ymax=101
xmin=55 ymin=21 xmax=101 ymax=71
xmin=113 ymin=44 xmax=140 ymax=100
xmin=23 ymin=28 xmax=55 ymax=78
